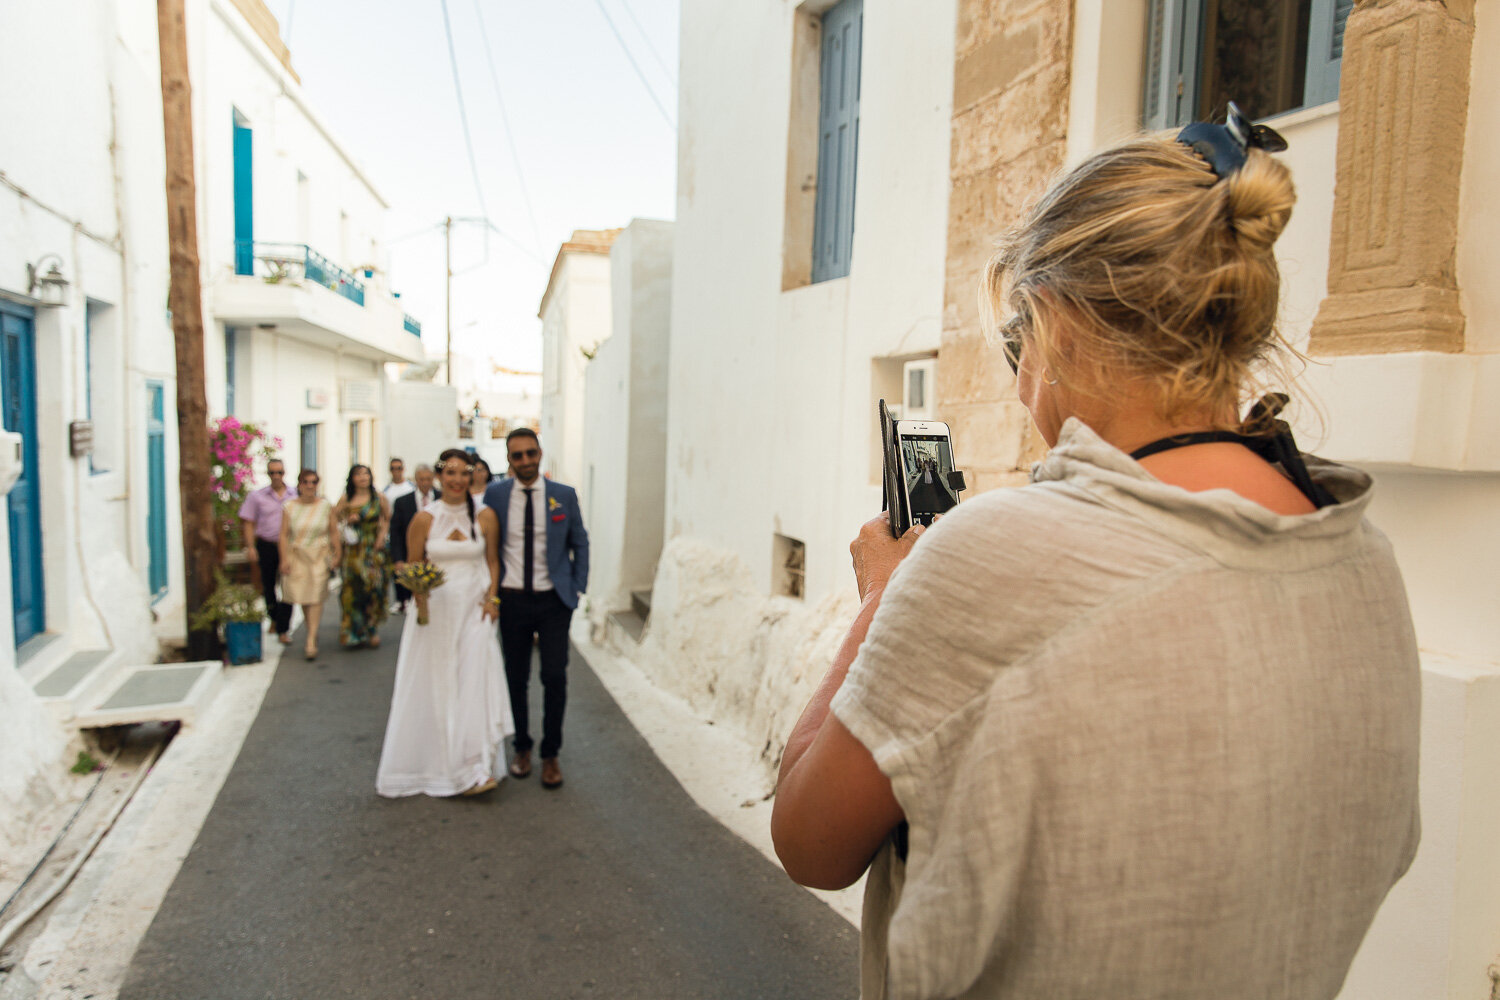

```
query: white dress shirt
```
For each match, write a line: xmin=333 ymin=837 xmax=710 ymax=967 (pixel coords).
xmin=502 ymin=482 xmax=551 ymax=591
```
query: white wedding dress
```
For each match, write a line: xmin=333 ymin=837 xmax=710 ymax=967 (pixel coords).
xmin=376 ymin=500 xmax=513 ymax=797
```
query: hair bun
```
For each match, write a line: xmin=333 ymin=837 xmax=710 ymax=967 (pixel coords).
xmin=1224 ymin=150 xmax=1295 ymax=252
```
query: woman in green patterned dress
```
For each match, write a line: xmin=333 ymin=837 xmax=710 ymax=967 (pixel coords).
xmin=334 ymin=464 xmax=391 ymax=649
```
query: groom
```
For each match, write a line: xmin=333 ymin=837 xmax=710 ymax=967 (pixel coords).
xmin=483 ymin=429 xmax=589 ymax=789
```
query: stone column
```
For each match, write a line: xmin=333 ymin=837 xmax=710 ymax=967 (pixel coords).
xmin=1308 ymin=0 xmax=1474 ymax=355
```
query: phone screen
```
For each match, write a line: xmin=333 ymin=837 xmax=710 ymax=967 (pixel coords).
xmin=900 ymin=433 xmax=958 ymax=526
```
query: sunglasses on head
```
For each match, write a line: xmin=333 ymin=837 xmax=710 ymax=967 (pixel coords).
xmin=509 ymin=447 xmax=539 ymax=461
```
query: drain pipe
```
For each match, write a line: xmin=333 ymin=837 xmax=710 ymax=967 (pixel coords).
xmin=0 ymin=741 xmax=164 ymax=952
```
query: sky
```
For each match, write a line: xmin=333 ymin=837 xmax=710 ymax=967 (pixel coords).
xmin=263 ymin=0 xmax=681 ymax=389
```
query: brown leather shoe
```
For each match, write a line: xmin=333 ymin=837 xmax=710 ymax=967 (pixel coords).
xmin=541 ymin=757 xmax=563 ymax=789
xmin=508 ymin=750 xmax=532 ymax=779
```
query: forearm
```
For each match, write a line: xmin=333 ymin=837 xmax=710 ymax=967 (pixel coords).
xmin=778 ymin=584 xmax=885 ymax=786
xmin=241 ymin=520 xmax=257 ymax=551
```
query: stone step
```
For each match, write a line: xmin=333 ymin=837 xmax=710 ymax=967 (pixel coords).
xmin=609 ymin=608 xmax=647 ymax=645
xmin=26 ymin=647 xmax=123 ymax=725
xmin=630 ymin=588 xmax=653 ymax=621
xmin=72 ymin=661 xmax=223 ymax=730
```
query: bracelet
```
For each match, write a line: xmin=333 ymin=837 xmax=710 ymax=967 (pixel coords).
xmin=488 ymin=596 xmax=501 ymax=607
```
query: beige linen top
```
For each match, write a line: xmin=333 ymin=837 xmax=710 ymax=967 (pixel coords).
xmin=832 ymin=418 xmax=1421 ymax=1000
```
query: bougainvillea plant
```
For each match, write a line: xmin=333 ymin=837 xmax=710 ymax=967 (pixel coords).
xmin=209 ymin=416 xmax=284 ymax=550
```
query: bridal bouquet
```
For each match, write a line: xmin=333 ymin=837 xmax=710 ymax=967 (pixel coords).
xmin=395 ymin=561 xmax=446 ymax=625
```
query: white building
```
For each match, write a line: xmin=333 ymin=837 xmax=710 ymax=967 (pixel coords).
xmin=607 ymin=0 xmax=1500 ymax=994
xmin=579 ymin=219 xmax=673 ymax=633
xmin=538 ymin=228 xmax=618 ymax=488
xmin=195 ymin=0 xmax=425 ymax=491
xmin=0 ymin=0 xmax=425 ymax=861
xmin=0 ymin=0 xmax=178 ymax=862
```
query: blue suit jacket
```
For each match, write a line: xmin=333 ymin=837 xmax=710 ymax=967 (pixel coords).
xmin=482 ymin=477 xmax=589 ymax=609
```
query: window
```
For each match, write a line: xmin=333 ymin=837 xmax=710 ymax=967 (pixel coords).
xmin=233 ymin=108 xmax=254 ymax=274
xmin=300 ymin=423 xmax=319 ymax=479
xmin=773 ymin=533 xmax=806 ymax=599
xmin=348 ymin=419 xmax=361 ymax=465
xmin=1143 ymin=0 xmax=1351 ymax=129
xmin=811 ymin=0 xmax=862 ymax=283
xmin=224 ymin=327 xmax=238 ymax=415
xmin=85 ymin=299 xmax=118 ymax=473
xmin=783 ymin=0 xmax=864 ymax=289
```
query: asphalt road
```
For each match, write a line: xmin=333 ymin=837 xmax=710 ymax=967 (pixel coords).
xmin=119 ymin=602 xmax=857 ymax=999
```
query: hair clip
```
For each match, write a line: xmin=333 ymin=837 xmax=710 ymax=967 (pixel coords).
xmin=1177 ymin=101 xmax=1288 ymax=179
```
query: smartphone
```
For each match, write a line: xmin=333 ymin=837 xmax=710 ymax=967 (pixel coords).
xmin=894 ymin=419 xmax=959 ymax=527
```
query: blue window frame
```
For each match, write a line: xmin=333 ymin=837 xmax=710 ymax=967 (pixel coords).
xmin=300 ymin=423 xmax=319 ymax=480
xmin=1143 ymin=0 xmax=1351 ymax=129
xmin=146 ymin=381 xmax=169 ymax=598
xmin=811 ymin=0 xmax=862 ymax=284
xmin=233 ymin=108 xmax=254 ymax=275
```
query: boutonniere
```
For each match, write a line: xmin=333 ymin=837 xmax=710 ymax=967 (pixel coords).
xmin=548 ymin=497 xmax=561 ymax=511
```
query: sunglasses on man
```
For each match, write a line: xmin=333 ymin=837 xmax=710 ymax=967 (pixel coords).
xmin=509 ymin=447 xmax=539 ymax=461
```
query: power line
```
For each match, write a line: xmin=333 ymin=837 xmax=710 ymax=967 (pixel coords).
xmin=473 ymin=0 xmax=546 ymax=255
xmin=591 ymin=0 xmax=676 ymax=131
xmin=439 ymin=0 xmax=492 ymax=219
xmin=615 ymin=0 xmax=676 ymax=86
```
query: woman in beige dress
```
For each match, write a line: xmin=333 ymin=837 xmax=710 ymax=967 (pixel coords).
xmin=279 ymin=468 xmax=341 ymax=660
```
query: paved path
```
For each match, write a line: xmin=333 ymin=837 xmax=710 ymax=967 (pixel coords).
xmin=119 ymin=603 xmax=857 ymax=999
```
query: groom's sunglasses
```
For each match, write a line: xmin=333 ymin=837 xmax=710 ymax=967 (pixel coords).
xmin=509 ymin=448 xmax=539 ymax=461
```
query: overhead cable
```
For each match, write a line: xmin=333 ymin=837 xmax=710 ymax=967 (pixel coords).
xmin=473 ymin=0 xmax=547 ymax=254
xmin=439 ymin=0 xmax=492 ymax=219
xmin=616 ymin=0 xmax=676 ymax=85
xmin=591 ymin=0 xmax=676 ymax=131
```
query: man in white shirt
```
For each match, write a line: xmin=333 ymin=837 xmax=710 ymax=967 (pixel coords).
xmin=383 ymin=457 xmax=416 ymax=503
xmin=482 ymin=430 xmax=589 ymax=789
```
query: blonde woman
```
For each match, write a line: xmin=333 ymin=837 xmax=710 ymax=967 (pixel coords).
xmin=278 ymin=469 xmax=340 ymax=660
xmin=773 ymin=109 xmax=1421 ymax=999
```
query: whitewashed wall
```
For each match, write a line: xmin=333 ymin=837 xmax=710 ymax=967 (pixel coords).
xmin=667 ymin=0 xmax=957 ymax=604
xmin=540 ymin=251 xmax=612 ymax=489
xmin=0 ymin=0 xmax=176 ymax=858
xmin=581 ymin=219 xmax=673 ymax=625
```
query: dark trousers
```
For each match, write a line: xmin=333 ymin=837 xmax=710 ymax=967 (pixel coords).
xmin=499 ymin=589 xmax=573 ymax=759
xmin=255 ymin=537 xmax=293 ymax=635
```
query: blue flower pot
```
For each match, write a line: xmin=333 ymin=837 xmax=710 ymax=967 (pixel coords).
xmin=224 ymin=620 xmax=263 ymax=665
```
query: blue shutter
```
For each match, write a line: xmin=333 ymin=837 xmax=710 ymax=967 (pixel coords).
xmin=1304 ymin=0 xmax=1353 ymax=108
xmin=811 ymin=0 xmax=862 ymax=284
xmin=146 ymin=382 xmax=169 ymax=598
xmin=233 ymin=109 xmax=254 ymax=275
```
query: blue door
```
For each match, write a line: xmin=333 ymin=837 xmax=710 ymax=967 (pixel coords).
xmin=233 ymin=109 xmax=254 ymax=275
xmin=1 ymin=301 xmax=44 ymax=646
xmin=146 ymin=382 xmax=169 ymax=598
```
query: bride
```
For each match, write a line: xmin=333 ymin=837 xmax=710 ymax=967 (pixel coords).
xmin=376 ymin=449 xmax=512 ymax=797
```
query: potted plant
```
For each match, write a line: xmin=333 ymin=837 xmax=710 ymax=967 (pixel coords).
xmin=190 ymin=573 xmax=266 ymax=665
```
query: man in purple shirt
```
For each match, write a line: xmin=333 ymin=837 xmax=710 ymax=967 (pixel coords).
xmin=239 ymin=458 xmax=294 ymax=643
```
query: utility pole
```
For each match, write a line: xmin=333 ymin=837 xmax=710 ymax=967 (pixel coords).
xmin=157 ymin=0 xmax=218 ymax=660
xmin=444 ymin=215 xmax=453 ymax=385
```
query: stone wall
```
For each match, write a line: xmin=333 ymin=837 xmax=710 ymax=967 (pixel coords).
xmin=939 ymin=0 xmax=1074 ymax=491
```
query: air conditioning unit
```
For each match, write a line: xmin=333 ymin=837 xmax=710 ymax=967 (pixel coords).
xmin=902 ymin=358 xmax=936 ymax=420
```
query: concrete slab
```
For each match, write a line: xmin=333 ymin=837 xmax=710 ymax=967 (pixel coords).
xmin=73 ymin=661 xmax=222 ymax=730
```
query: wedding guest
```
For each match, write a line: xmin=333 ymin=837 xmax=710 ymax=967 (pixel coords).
xmin=390 ymin=464 xmax=440 ymax=613
xmin=239 ymin=458 xmax=293 ymax=645
xmin=279 ymin=469 xmax=340 ymax=660
xmin=334 ymin=464 xmax=391 ymax=649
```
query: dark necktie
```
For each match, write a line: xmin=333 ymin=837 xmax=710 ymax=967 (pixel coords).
xmin=522 ymin=487 xmax=535 ymax=592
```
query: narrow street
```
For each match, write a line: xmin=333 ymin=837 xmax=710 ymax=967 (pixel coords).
xmin=117 ymin=604 xmax=857 ymax=999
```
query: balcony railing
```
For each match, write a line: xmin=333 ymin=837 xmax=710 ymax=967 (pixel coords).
xmin=403 ymin=314 xmax=422 ymax=336
xmin=232 ymin=240 xmax=365 ymax=306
